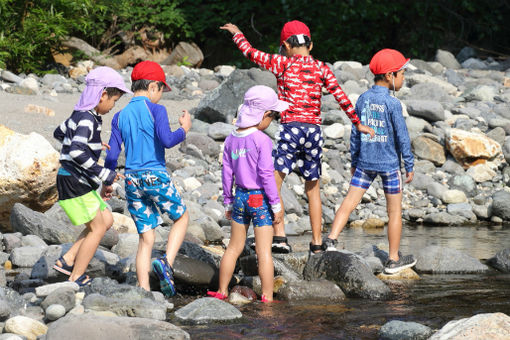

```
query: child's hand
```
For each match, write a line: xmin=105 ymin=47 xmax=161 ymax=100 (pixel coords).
xmin=114 ymin=172 xmax=125 ymax=182
xmin=225 ymin=210 xmax=232 ymax=220
xmin=273 ymin=210 xmax=284 ymax=225
xmin=179 ymin=110 xmax=192 ymax=133
xmin=405 ymin=171 xmax=414 ymax=183
xmin=102 ymin=142 xmax=111 ymax=151
xmin=356 ymin=124 xmax=375 ymax=138
xmin=100 ymin=185 xmax=113 ymax=200
xmin=220 ymin=23 xmax=242 ymax=35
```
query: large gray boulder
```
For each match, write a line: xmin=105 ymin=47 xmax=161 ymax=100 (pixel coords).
xmin=174 ymin=297 xmax=242 ymax=324
xmin=195 ymin=68 xmax=276 ymax=123
xmin=10 ymin=203 xmax=79 ymax=245
xmin=487 ymin=248 xmax=510 ymax=273
xmin=415 ymin=246 xmax=489 ymax=273
xmin=491 ymin=190 xmax=510 ymax=220
xmin=303 ymin=250 xmax=391 ymax=300
xmin=429 ymin=312 xmax=510 ymax=340
xmin=41 ymin=287 xmax=75 ymax=312
xmin=45 ymin=314 xmax=190 ymax=340
xmin=181 ymin=132 xmax=220 ymax=157
xmin=435 ymin=49 xmax=461 ymax=69
xmin=405 ymin=100 xmax=445 ymax=122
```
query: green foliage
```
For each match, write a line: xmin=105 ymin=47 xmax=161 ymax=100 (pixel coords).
xmin=0 ymin=0 xmax=508 ymax=74
xmin=177 ymin=56 xmax=193 ymax=67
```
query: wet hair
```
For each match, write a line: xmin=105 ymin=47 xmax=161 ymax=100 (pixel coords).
xmin=131 ymin=79 xmax=165 ymax=92
xmin=286 ymin=34 xmax=312 ymax=49
xmin=374 ymin=72 xmax=399 ymax=82
xmin=105 ymin=87 xmax=125 ymax=97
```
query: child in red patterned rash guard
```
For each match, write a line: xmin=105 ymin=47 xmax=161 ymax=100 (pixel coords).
xmin=221 ymin=21 xmax=375 ymax=254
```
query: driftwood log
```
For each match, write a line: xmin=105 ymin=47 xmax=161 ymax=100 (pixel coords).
xmin=62 ymin=37 xmax=122 ymax=70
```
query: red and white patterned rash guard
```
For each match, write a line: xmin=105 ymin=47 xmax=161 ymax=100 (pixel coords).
xmin=233 ymin=33 xmax=360 ymax=125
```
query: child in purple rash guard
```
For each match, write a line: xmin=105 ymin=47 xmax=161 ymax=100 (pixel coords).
xmin=207 ymin=85 xmax=288 ymax=303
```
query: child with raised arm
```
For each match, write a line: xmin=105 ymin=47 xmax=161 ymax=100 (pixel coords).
xmin=221 ymin=21 xmax=374 ymax=254
xmin=324 ymin=49 xmax=417 ymax=274
xmin=53 ymin=66 xmax=130 ymax=286
xmin=104 ymin=61 xmax=191 ymax=296
xmin=208 ymin=85 xmax=287 ymax=302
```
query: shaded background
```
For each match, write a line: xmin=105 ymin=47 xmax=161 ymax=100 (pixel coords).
xmin=1 ymin=0 xmax=509 ymax=73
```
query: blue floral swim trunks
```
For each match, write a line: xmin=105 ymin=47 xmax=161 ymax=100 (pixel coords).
xmin=232 ymin=187 xmax=273 ymax=227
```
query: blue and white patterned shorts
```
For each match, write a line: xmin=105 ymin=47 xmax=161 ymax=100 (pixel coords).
xmin=350 ymin=168 xmax=402 ymax=194
xmin=232 ymin=188 xmax=273 ymax=227
xmin=273 ymin=122 xmax=323 ymax=181
xmin=125 ymin=170 xmax=186 ymax=234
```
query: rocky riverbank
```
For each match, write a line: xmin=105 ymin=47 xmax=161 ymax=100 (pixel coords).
xmin=0 ymin=48 xmax=509 ymax=338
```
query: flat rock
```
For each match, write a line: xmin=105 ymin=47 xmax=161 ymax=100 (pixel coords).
xmin=35 ymin=282 xmax=79 ymax=297
xmin=405 ymin=100 xmax=445 ymax=122
xmin=415 ymin=246 xmax=488 ymax=273
xmin=278 ymin=279 xmax=345 ymax=301
xmin=174 ymin=297 xmax=242 ymax=324
xmin=82 ymin=293 xmax=167 ymax=320
xmin=45 ymin=314 xmax=190 ymax=340
xmin=423 ymin=212 xmax=467 ymax=225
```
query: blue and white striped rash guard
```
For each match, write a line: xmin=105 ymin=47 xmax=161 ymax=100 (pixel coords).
xmin=54 ymin=109 xmax=116 ymax=189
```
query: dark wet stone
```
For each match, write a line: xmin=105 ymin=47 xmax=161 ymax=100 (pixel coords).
xmin=487 ymin=248 xmax=510 ymax=273
xmin=303 ymin=250 xmax=391 ymax=300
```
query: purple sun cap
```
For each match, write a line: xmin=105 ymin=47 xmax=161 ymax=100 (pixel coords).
xmin=74 ymin=66 xmax=132 ymax=111
xmin=236 ymin=85 xmax=289 ymax=128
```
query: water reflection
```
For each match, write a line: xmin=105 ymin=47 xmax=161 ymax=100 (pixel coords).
xmin=181 ymin=224 xmax=510 ymax=339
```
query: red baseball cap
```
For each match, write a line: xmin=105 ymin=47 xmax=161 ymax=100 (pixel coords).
xmin=369 ymin=49 xmax=410 ymax=75
xmin=280 ymin=20 xmax=311 ymax=46
xmin=131 ymin=60 xmax=171 ymax=92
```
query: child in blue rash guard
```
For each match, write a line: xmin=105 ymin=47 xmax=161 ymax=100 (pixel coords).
xmin=104 ymin=60 xmax=192 ymax=296
xmin=323 ymin=49 xmax=417 ymax=274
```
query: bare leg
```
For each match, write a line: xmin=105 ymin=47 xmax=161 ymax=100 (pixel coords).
xmin=165 ymin=210 xmax=189 ymax=267
xmin=328 ymin=186 xmax=367 ymax=240
xmin=136 ymin=229 xmax=155 ymax=291
xmin=305 ymin=180 xmax=323 ymax=246
xmin=385 ymin=192 xmax=403 ymax=261
xmin=254 ymin=225 xmax=274 ymax=301
xmin=272 ymin=171 xmax=286 ymax=237
xmin=69 ymin=208 xmax=113 ymax=282
xmin=218 ymin=221 xmax=248 ymax=296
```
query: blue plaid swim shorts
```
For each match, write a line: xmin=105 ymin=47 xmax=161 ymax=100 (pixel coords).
xmin=273 ymin=122 xmax=323 ymax=181
xmin=125 ymin=170 xmax=186 ymax=234
xmin=350 ymin=168 xmax=402 ymax=194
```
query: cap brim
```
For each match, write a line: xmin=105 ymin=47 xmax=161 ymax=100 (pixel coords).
xmin=398 ymin=59 xmax=411 ymax=71
xmin=162 ymin=81 xmax=171 ymax=92
xmin=273 ymin=99 xmax=290 ymax=112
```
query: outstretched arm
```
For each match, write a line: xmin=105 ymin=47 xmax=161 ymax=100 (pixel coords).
xmin=221 ymin=23 xmax=287 ymax=75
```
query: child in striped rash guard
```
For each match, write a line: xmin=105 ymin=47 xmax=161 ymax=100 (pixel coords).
xmin=52 ymin=66 xmax=130 ymax=286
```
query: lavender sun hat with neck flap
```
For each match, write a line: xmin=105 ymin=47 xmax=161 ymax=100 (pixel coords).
xmin=236 ymin=85 xmax=289 ymax=128
xmin=74 ymin=66 xmax=132 ymax=111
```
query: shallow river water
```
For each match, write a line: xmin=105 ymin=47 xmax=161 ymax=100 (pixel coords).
xmin=178 ymin=224 xmax=510 ymax=339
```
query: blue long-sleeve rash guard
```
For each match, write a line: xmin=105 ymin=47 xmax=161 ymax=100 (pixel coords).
xmin=104 ymin=96 xmax=185 ymax=172
xmin=350 ymin=85 xmax=414 ymax=173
